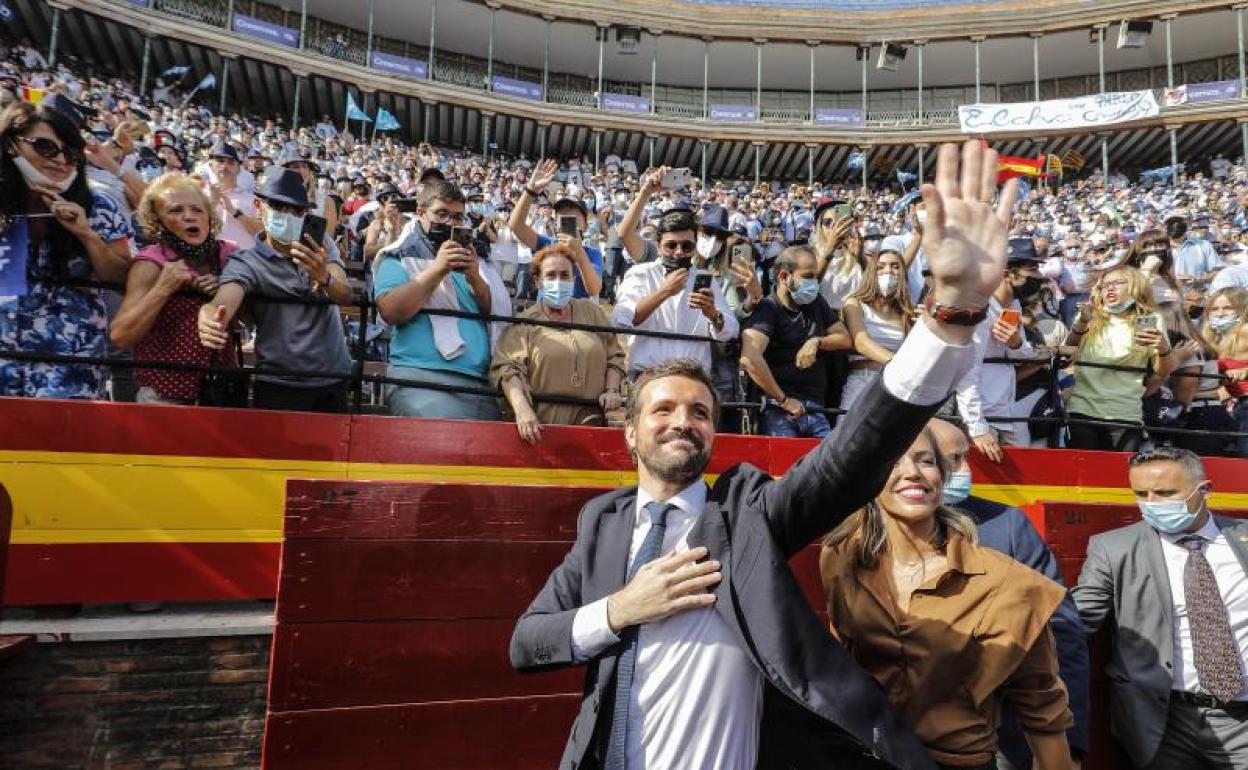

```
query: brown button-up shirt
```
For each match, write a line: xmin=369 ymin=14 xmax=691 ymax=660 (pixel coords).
xmin=820 ymin=532 xmax=1072 ymax=768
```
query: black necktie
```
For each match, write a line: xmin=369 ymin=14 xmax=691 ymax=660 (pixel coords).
xmin=1179 ymin=534 xmax=1245 ymax=703
xmin=605 ymin=501 xmax=675 ymax=770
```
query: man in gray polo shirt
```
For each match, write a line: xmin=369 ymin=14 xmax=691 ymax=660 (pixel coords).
xmin=197 ymin=168 xmax=354 ymax=413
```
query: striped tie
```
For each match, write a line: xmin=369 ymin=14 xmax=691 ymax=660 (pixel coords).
xmin=604 ymin=501 xmax=675 ymax=770
xmin=1179 ymin=534 xmax=1245 ymax=703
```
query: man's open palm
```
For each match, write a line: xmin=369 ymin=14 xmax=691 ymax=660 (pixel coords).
xmin=921 ymin=141 xmax=1019 ymax=310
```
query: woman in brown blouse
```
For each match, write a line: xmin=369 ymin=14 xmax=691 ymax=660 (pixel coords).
xmin=820 ymin=428 xmax=1073 ymax=770
xmin=491 ymin=243 xmax=626 ymax=444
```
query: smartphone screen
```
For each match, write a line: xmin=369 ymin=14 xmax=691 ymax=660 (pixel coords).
xmin=451 ymin=225 xmax=474 ymax=247
xmin=1134 ymin=315 xmax=1158 ymax=330
xmin=692 ymin=272 xmax=713 ymax=293
xmin=559 ymin=215 xmax=580 ymax=237
xmin=300 ymin=214 xmax=327 ymax=247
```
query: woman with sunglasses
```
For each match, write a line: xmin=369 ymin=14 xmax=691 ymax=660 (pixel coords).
xmin=1064 ymin=266 xmax=1174 ymax=451
xmin=0 ymin=99 xmax=133 ymax=400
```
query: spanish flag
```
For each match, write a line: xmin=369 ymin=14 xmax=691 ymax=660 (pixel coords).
xmin=20 ymin=86 xmax=45 ymax=105
xmin=997 ymin=155 xmax=1045 ymax=184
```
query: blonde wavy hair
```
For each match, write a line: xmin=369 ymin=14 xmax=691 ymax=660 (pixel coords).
xmin=1202 ymin=287 xmax=1248 ymax=355
xmin=136 ymin=173 xmax=221 ymax=242
xmin=825 ymin=427 xmax=978 ymax=571
xmin=1085 ymin=266 xmax=1157 ymax=343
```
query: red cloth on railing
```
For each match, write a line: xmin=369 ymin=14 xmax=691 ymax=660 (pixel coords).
xmin=1218 ymin=357 xmax=1248 ymax=398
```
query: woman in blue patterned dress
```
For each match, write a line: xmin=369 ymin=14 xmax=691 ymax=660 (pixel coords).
xmin=0 ymin=98 xmax=133 ymax=399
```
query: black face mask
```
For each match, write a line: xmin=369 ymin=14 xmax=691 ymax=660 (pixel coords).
xmin=159 ymin=228 xmax=218 ymax=265
xmin=1015 ymin=275 xmax=1044 ymax=300
xmin=1168 ymin=221 xmax=1188 ymax=240
xmin=425 ymin=222 xmax=451 ymax=249
xmin=662 ymin=256 xmax=693 ymax=274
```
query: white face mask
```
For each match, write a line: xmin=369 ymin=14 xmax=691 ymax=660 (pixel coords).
xmin=12 ymin=154 xmax=77 ymax=194
xmin=877 ymin=273 xmax=899 ymax=295
xmin=696 ymin=234 xmax=721 ymax=260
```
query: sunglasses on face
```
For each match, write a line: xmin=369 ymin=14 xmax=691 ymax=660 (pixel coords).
xmin=17 ymin=135 xmax=82 ymax=165
xmin=660 ymin=240 xmax=696 ymax=254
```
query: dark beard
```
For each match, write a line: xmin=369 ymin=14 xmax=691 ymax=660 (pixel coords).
xmin=638 ymin=431 xmax=711 ymax=487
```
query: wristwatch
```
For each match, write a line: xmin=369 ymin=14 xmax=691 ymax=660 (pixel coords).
xmin=923 ymin=296 xmax=989 ymax=326
xmin=524 ymin=187 xmax=542 ymax=198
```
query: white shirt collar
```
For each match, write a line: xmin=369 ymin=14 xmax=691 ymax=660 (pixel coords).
xmin=636 ymin=479 xmax=708 ymax=523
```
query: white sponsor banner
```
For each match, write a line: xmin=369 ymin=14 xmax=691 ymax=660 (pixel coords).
xmin=958 ymin=90 xmax=1160 ymax=134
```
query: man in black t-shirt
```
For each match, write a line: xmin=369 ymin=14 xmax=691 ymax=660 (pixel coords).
xmin=741 ymin=245 xmax=849 ymax=438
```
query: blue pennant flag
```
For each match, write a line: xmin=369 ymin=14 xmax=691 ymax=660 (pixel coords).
xmin=195 ymin=73 xmax=217 ymax=90
xmin=847 ymin=151 xmax=865 ymax=171
xmin=345 ymin=93 xmax=372 ymax=123
xmin=374 ymin=107 xmax=401 ymax=132
xmin=1140 ymin=163 xmax=1184 ymax=183
xmin=891 ymin=189 xmax=921 ymax=215
xmin=161 ymin=65 xmax=191 ymax=78
xmin=896 ymin=168 xmax=917 ymax=187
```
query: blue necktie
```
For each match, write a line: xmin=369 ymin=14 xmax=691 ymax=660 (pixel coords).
xmin=604 ymin=501 xmax=675 ymax=770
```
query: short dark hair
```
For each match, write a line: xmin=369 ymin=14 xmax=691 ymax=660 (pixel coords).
xmin=417 ymin=179 xmax=465 ymax=209
xmin=1129 ymin=446 xmax=1207 ymax=481
xmin=657 ymin=210 xmax=697 ymax=237
xmin=626 ymin=359 xmax=720 ymax=427
xmin=775 ymin=245 xmax=816 ymax=276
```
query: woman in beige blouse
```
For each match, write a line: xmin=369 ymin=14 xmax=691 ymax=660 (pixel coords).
xmin=491 ymin=243 xmax=626 ymax=444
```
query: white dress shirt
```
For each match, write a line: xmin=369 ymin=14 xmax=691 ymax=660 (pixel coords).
xmin=954 ymin=297 xmax=1033 ymax=440
xmin=570 ymin=318 xmax=975 ymax=769
xmin=612 ymin=261 xmax=740 ymax=376
xmin=1159 ymin=515 xmax=1248 ymax=700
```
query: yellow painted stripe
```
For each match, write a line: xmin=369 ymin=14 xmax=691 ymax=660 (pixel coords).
xmin=4 ymin=451 xmax=1248 ymax=545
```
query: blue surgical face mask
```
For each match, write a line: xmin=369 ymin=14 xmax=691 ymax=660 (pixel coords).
xmin=540 ymin=279 xmax=575 ymax=310
xmin=1139 ymin=485 xmax=1206 ymax=534
xmin=264 ymin=208 xmax=305 ymax=245
xmin=789 ymin=277 xmax=820 ymax=306
xmin=1103 ymin=297 xmax=1136 ymax=315
xmin=942 ymin=470 xmax=973 ymax=505
xmin=1211 ymin=315 xmax=1239 ymax=334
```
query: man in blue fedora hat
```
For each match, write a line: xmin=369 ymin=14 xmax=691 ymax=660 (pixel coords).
xmin=195 ymin=168 xmax=354 ymax=413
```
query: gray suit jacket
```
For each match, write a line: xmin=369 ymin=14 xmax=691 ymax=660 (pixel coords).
xmin=1073 ymin=515 xmax=1248 ymax=768
xmin=510 ymin=378 xmax=940 ymax=770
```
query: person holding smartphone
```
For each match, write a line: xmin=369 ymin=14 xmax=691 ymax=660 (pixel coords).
xmin=195 ymin=168 xmax=354 ymax=413
xmin=509 ymin=158 xmax=603 ymax=299
xmin=1064 ymin=265 xmax=1175 ymax=451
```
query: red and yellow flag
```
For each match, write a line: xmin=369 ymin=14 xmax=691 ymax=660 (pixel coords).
xmin=20 ymin=86 xmax=46 ymax=105
xmin=997 ymin=155 xmax=1045 ymax=183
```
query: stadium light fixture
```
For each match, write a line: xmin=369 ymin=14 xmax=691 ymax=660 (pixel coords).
xmin=876 ymin=42 xmax=906 ymax=72
xmin=1116 ymin=20 xmax=1153 ymax=49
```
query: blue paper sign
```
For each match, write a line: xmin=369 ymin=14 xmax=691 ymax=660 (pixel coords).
xmin=370 ymin=51 xmax=428 ymax=80
xmin=709 ymin=104 xmax=757 ymax=122
xmin=232 ymin=14 xmax=299 ymax=49
xmin=0 ymin=217 xmax=30 ymax=299
xmin=492 ymin=76 xmax=543 ymax=101
xmin=602 ymin=93 xmax=649 ymax=113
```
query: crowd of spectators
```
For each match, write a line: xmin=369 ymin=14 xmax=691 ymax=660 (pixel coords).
xmin=0 ymin=39 xmax=1245 ymax=458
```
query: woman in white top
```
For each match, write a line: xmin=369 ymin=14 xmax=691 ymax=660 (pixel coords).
xmin=811 ymin=201 xmax=863 ymax=311
xmin=840 ymin=245 xmax=913 ymax=412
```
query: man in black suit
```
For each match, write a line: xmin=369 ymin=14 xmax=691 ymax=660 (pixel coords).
xmin=510 ymin=142 xmax=1021 ymax=770
xmin=927 ymin=418 xmax=1090 ymax=770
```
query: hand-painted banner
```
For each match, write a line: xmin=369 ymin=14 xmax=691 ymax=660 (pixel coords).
xmin=369 ymin=51 xmax=427 ymax=80
xmin=814 ymin=108 xmax=864 ymax=127
xmin=958 ymin=90 xmax=1159 ymax=134
xmin=1164 ymin=79 xmax=1241 ymax=106
xmin=492 ymin=76 xmax=543 ymax=101
xmin=232 ymin=13 xmax=300 ymax=49
xmin=602 ymin=93 xmax=649 ymax=113
xmin=709 ymin=104 xmax=757 ymax=122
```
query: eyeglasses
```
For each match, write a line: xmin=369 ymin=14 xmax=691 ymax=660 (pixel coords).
xmin=659 ymin=240 xmax=696 ymax=254
xmin=17 ymin=136 xmax=82 ymax=165
xmin=819 ymin=217 xmax=837 ymax=228
xmin=427 ymin=209 xmax=466 ymax=225
xmin=1101 ymin=279 xmax=1129 ymax=291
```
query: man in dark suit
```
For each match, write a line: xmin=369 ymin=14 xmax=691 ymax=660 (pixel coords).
xmin=510 ymin=142 xmax=1022 ymax=770
xmin=927 ymin=418 xmax=1090 ymax=770
xmin=1075 ymin=446 xmax=1248 ymax=769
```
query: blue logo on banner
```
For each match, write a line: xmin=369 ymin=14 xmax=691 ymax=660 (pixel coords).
xmin=0 ymin=217 xmax=30 ymax=299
